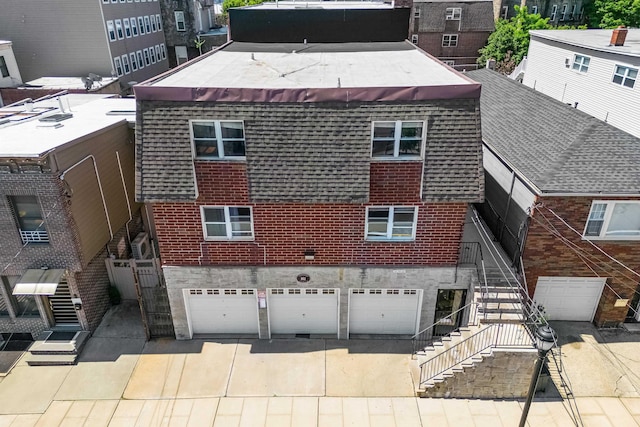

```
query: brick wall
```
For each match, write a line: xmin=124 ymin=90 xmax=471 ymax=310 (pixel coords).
xmin=153 ymin=161 xmax=468 ymax=267
xmin=524 ymin=196 xmax=640 ymax=326
xmin=415 ymin=31 xmax=491 ymax=63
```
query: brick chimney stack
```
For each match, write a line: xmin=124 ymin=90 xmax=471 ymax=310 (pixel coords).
xmin=610 ymin=26 xmax=628 ymax=46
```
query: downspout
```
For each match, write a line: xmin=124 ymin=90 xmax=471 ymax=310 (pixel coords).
xmin=59 ymin=155 xmax=113 ymax=241
xmin=116 ymin=151 xmax=133 ymax=245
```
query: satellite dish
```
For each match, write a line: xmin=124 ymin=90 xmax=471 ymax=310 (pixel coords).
xmin=89 ymin=73 xmax=103 ymax=82
xmin=81 ymin=76 xmax=94 ymax=90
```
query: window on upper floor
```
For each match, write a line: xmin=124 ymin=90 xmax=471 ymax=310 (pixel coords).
xmin=612 ymin=65 xmax=637 ymax=88
xmin=137 ymin=50 xmax=145 ymax=68
xmin=113 ymin=56 xmax=123 ymax=76
xmin=411 ymin=34 xmax=418 ymax=44
xmin=115 ymin=19 xmax=124 ymax=39
xmin=442 ymin=34 xmax=458 ymax=47
xmin=9 ymin=196 xmax=48 ymax=244
xmin=570 ymin=4 xmax=577 ymax=19
xmin=123 ymin=18 xmax=132 ymax=38
xmin=0 ymin=56 xmax=9 ymax=78
xmin=156 ymin=14 xmax=163 ymax=31
xmin=550 ymin=5 xmax=558 ymax=21
xmin=121 ymin=54 xmax=130 ymax=74
xmin=365 ymin=207 xmax=417 ymax=241
xmin=155 ymin=45 xmax=161 ymax=62
xmin=143 ymin=48 xmax=150 ymax=66
xmin=150 ymin=46 xmax=156 ymax=63
xmin=160 ymin=43 xmax=167 ymax=60
xmin=131 ymin=17 xmax=139 ymax=36
xmin=445 ymin=7 xmax=461 ymax=20
xmin=175 ymin=11 xmax=186 ymax=31
xmin=191 ymin=120 xmax=246 ymax=159
xmin=201 ymin=206 xmax=254 ymax=240
xmin=584 ymin=201 xmax=640 ymax=240
xmin=560 ymin=4 xmax=567 ymax=20
xmin=150 ymin=15 xmax=157 ymax=32
xmin=571 ymin=54 xmax=590 ymax=73
xmin=130 ymin=52 xmax=138 ymax=71
xmin=144 ymin=16 xmax=151 ymax=33
xmin=138 ymin=17 xmax=146 ymax=35
xmin=371 ymin=121 xmax=423 ymax=159
xmin=106 ymin=20 xmax=116 ymax=42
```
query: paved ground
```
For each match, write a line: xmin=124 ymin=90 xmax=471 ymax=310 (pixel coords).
xmin=0 ymin=303 xmax=639 ymax=426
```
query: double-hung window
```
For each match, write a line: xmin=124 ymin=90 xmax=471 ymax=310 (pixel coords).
xmin=115 ymin=19 xmax=124 ymax=39
xmin=130 ymin=53 xmax=138 ymax=71
xmin=550 ymin=5 xmax=558 ymax=21
xmin=571 ymin=55 xmax=590 ymax=73
xmin=201 ymin=206 xmax=254 ymax=240
xmin=121 ymin=54 xmax=130 ymax=74
xmin=138 ymin=17 xmax=146 ymax=35
xmin=156 ymin=14 xmax=163 ymax=31
xmin=191 ymin=120 xmax=246 ymax=159
xmin=150 ymin=15 xmax=157 ymax=32
xmin=371 ymin=121 xmax=423 ymax=158
xmin=612 ymin=65 xmax=637 ymax=88
xmin=106 ymin=20 xmax=116 ymax=42
xmin=584 ymin=201 xmax=640 ymax=240
xmin=9 ymin=196 xmax=48 ymax=243
xmin=143 ymin=48 xmax=150 ymax=66
xmin=445 ymin=7 xmax=461 ymax=20
xmin=442 ymin=34 xmax=458 ymax=47
xmin=123 ymin=18 xmax=131 ymax=38
xmin=137 ymin=50 xmax=144 ymax=69
xmin=113 ymin=56 xmax=123 ymax=76
xmin=175 ymin=11 xmax=186 ymax=31
xmin=131 ymin=17 xmax=139 ymax=36
xmin=366 ymin=207 xmax=417 ymax=241
xmin=560 ymin=4 xmax=567 ymax=21
xmin=144 ymin=16 xmax=151 ymax=33
xmin=160 ymin=43 xmax=167 ymax=60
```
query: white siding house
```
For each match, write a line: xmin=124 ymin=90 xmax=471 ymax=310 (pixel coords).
xmin=0 ymin=41 xmax=22 ymax=88
xmin=522 ymin=29 xmax=640 ymax=138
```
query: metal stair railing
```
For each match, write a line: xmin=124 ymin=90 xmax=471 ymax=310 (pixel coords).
xmin=457 ymin=241 xmax=489 ymax=319
xmin=411 ymin=302 xmax=479 ymax=354
xmin=418 ymin=323 xmax=534 ymax=388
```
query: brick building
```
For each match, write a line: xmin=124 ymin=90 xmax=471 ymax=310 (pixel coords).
xmin=469 ymin=68 xmax=640 ymax=327
xmin=0 ymin=95 xmax=142 ymax=338
xmin=135 ymin=41 xmax=484 ymax=340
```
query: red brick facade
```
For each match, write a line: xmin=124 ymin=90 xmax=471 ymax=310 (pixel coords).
xmin=524 ymin=196 xmax=640 ymax=326
xmin=153 ymin=161 xmax=468 ymax=267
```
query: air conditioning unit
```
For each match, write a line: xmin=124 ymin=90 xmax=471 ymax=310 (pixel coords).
xmin=131 ymin=232 xmax=152 ymax=260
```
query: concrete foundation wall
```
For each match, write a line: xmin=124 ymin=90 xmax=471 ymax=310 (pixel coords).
xmin=164 ymin=265 xmax=476 ymax=340
xmin=421 ymin=349 xmax=537 ymax=398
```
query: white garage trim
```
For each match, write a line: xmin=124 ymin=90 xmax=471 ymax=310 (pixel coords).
xmin=267 ymin=288 xmax=339 ymax=338
xmin=183 ymin=288 xmax=259 ymax=338
xmin=533 ymin=277 xmax=606 ymax=322
xmin=348 ymin=288 xmax=423 ymax=336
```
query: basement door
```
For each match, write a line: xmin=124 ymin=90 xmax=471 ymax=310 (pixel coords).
xmin=267 ymin=288 xmax=339 ymax=337
xmin=348 ymin=289 xmax=422 ymax=336
xmin=533 ymin=277 xmax=606 ymax=321
xmin=184 ymin=289 xmax=259 ymax=337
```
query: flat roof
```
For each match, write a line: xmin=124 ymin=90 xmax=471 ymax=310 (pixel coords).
xmin=242 ymin=1 xmax=393 ymax=9
xmin=0 ymin=96 xmax=135 ymax=158
xmin=530 ymin=29 xmax=640 ymax=58
xmin=24 ymin=76 xmax=120 ymax=91
xmin=136 ymin=42 xmax=479 ymax=102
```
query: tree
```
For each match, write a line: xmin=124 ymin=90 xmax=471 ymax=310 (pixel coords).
xmin=584 ymin=0 xmax=640 ymax=28
xmin=222 ymin=0 xmax=266 ymax=14
xmin=478 ymin=6 xmax=551 ymax=74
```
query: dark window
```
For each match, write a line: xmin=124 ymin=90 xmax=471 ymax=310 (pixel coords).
xmin=9 ymin=195 xmax=48 ymax=243
xmin=0 ymin=56 xmax=9 ymax=78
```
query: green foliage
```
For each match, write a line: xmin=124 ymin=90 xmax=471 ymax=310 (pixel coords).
xmin=584 ymin=0 xmax=640 ymax=28
xmin=222 ymin=0 xmax=266 ymax=14
xmin=478 ymin=6 xmax=551 ymax=73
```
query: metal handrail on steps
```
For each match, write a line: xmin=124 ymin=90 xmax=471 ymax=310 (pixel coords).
xmin=411 ymin=302 xmax=479 ymax=354
xmin=418 ymin=323 xmax=534 ymax=388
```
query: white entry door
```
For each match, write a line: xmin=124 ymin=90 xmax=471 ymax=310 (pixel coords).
xmin=267 ymin=288 xmax=339 ymax=337
xmin=533 ymin=277 xmax=606 ymax=321
xmin=348 ymin=289 xmax=422 ymax=335
xmin=184 ymin=289 xmax=259 ymax=337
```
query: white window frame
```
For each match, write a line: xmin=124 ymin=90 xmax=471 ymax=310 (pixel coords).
xmin=371 ymin=120 xmax=425 ymax=159
xmin=138 ymin=17 xmax=146 ymax=35
xmin=201 ymin=206 xmax=254 ymax=241
xmin=131 ymin=17 xmax=139 ymax=36
xmin=106 ymin=20 xmax=116 ymax=42
xmin=445 ymin=7 xmax=461 ymax=20
xmin=560 ymin=4 xmax=567 ymax=21
xmin=550 ymin=5 xmax=558 ymax=21
xmin=150 ymin=14 xmax=157 ymax=32
xmin=583 ymin=201 xmax=640 ymax=240
xmin=442 ymin=34 xmax=458 ymax=47
xmin=155 ymin=45 xmax=161 ymax=62
xmin=130 ymin=52 xmax=138 ymax=71
xmin=144 ymin=16 xmax=151 ymax=33
xmin=150 ymin=46 xmax=157 ymax=63
xmin=190 ymin=120 xmax=246 ymax=160
xmin=123 ymin=18 xmax=132 ymax=38
xmin=570 ymin=4 xmax=577 ymax=19
xmin=365 ymin=206 xmax=418 ymax=241
xmin=411 ymin=34 xmax=418 ymax=44
xmin=121 ymin=54 xmax=131 ymax=74
xmin=175 ymin=11 xmax=186 ymax=31
xmin=571 ymin=54 xmax=590 ymax=73
xmin=156 ymin=14 xmax=163 ymax=31
xmin=113 ymin=57 xmax=123 ymax=77
xmin=115 ymin=19 xmax=124 ymax=39
xmin=143 ymin=48 xmax=150 ymax=66
xmin=160 ymin=43 xmax=167 ymax=60
xmin=612 ymin=64 xmax=638 ymax=89
xmin=137 ymin=50 xmax=145 ymax=69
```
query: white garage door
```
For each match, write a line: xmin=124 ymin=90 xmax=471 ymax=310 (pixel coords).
xmin=184 ymin=289 xmax=259 ymax=336
xmin=268 ymin=288 xmax=339 ymax=336
xmin=349 ymin=289 xmax=422 ymax=335
xmin=533 ymin=277 xmax=605 ymax=321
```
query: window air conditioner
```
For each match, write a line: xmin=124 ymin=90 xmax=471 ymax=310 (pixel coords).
xmin=131 ymin=232 xmax=152 ymax=259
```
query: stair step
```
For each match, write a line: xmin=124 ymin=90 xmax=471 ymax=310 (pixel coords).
xmin=479 ymin=307 xmax=522 ymax=314
xmin=26 ymin=353 xmax=77 ymax=366
xmin=477 ymin=297 xmax=521 ymax=304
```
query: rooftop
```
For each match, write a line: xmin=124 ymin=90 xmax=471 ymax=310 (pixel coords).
xmin=0 ymin=96 xmax=135 ymax=158
xmin=136 ymin=42 xmax=479 ymax=102
xmin=529 ymin=29 xmax=640 ymax=58
xmin=467 ymin=68 xmax=640 ymax=195
xmin=241 ymin=1 xmax=393 ymax=9
xmin=23 ymin=76 xmax=120 ymax=91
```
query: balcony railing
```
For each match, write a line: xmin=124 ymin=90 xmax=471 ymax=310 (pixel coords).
xmin=19 ymin=229 xmax=49 ymax=243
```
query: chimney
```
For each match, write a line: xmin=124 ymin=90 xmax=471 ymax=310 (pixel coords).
xmin=610 ymin=26 xmax=628 ymax=47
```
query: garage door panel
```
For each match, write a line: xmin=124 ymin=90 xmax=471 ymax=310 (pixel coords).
xmin=349 ymin=289 xmax=422 ymax=335
xmin=533 ymin=277 xmax=605 ymax=322
xmin=185 ymin=289 xmax=259 ymax=335
xmin=268 ymin=289 xmax=339 ymax=335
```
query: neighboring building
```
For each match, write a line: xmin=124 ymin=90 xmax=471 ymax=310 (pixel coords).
xmin=468 ymin=68 xmax=640 ymax=327
xmin=498 ymin=0 xmax=588 ymax=23
xmin=0 ymin=41 xmax=22 ymax=89
xmin=0 ymin=1 xmax=168 ymax=89
xmin=522 ymin=28 xmax=640 ymax=138
xmin=0 ymin=95 xmax=142 ymax=338
xmin=134 ymin=41 xmax=484 ymax=340
xmin=409 ymin=0 xmax=495 ymax=71
xmin=1 ymin=77 xmax=120 ymax=107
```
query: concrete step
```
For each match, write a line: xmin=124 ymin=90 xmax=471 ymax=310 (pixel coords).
xmin=25 ymin=353 xmax=77 ymax=366
xmin=29 ymin=331 xmax=90 ymax=356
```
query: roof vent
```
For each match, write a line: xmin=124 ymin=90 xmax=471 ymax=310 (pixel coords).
xmin=39 ymin=113 xmax=73 ymax=123
xmin=610 ymin=26 xmax=628 ymax=46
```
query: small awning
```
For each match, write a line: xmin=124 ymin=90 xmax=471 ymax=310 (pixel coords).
xmin=12 ymin=269 xmax=66 ymax=295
